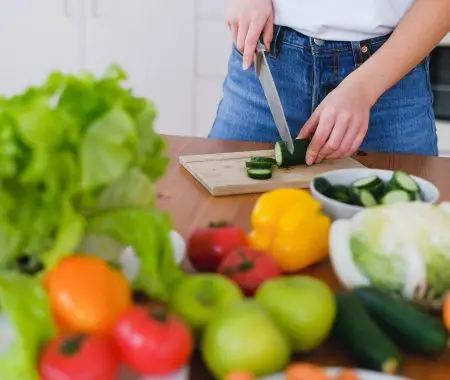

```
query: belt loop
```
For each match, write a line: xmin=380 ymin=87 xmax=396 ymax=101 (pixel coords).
xmin=351 ymin=41 xmax=363 ymax=67
xmin=267 ymin=25 xmax=285 ymax=58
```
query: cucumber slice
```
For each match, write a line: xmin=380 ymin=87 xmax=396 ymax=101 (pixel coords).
xmin=388 ymin=171 xmax=421 ymax=200
xmin=351 ymin=175 xmax=385 ymax=199
xmin=381 ymin=190 xmax=411 ymax=205
xmin=245 ymin=160 xmax=273 ymax=170
xmin=314 ymin=177 xmax=334 ymax=198
xmin=356 ymin=189 xmax=378 ymax=207
xmin=333 ymin=185 xmax=353 ymax=204
xmin=247 ymin=168 xmax=272 ymax=180
xmin=274 ymin=139 xmax=311 ymax=168
xmin=249 ymin=157 xmax=277 ymax=165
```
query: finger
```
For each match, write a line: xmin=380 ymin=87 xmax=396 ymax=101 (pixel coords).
xmin=306 ymin=112 xmax=336 ymax=165
xmin=236 ymin=17 xmax=250 ymax=54
xmin=243 ymin=20 xmax=263 ymax=69
xmin=262 ymin=16 xmax=274 ymax=51
xmin=229 ymin=21 xmax=238 ymax=44
xmin=326 ymin=122 xmax=358 ymax=160
xmin=316 ymin=112 xmax=351 ymax=161
xmin=298 ymin=109 xmax=320 ymax=139
xmin=349 ymin=124 xmax=368 ymax=155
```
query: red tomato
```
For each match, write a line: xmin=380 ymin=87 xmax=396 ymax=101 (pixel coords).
xmin=39 ymin=334 xmax=119 ymax=380
xmin=113 ymin=305 xmax=193 ymax=376
xmin=187 ymin=221 xmax=248 ymax=272
xmin=218 ymin=247 xmax=281 ymax=296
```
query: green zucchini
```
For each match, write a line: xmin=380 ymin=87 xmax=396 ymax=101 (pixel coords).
xmin=314 ymin=177 xmax=334 ymax=198
xmin=380 ymin=190 xmax=411 ymax=205
xmin=388 ymin=171 xmax=421 ymax=200
xmin=274 ymin=139 xmax=310 ymax=168
xmin=247 ymin=168 xmax=272 ymax=180
xmin=354 ymin=287 xmax=448 ymax=356
xmin=332 ymin=292 xmax=402 ymax=374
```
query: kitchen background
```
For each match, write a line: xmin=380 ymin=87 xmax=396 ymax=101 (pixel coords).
xmin=2 ymin=1 xmax=450 ymax=155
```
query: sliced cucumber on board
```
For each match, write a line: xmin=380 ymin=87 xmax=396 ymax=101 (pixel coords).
xmin=332 ymin=292 xmax=402 ymax=374
xmin=245 ymin=160 xmax=273 ymax=170
xmin=246 ymin=168 xmax=272 ymax=180
xmin=248 ymin=157 xmax=277 ymax=165
xmin=354 ymin=287 xmax=448 ymax=356
xmin=274 ymin=139 xmax=310 ymax=168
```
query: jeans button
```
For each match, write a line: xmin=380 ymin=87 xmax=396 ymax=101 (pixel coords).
xmin=314 ymin=38 xmax=325 ymax=46
xmin=361 ymin=45 xmax=368 ymax=53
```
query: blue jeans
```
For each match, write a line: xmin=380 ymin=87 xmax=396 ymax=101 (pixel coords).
xmin=208 ymin=26 xmax=438 ymax=156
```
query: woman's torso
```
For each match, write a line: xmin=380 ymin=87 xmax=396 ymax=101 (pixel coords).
xmin=272 ymin=0 xmax=416 ymax=41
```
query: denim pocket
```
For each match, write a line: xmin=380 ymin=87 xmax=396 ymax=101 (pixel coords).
xmin=232 ymin=43 xmax=244 ymax=57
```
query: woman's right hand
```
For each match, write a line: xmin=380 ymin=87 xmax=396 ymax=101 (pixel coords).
xmin=226 ymin=0 xmax=274 ymax=70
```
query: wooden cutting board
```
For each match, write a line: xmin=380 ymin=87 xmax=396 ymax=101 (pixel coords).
xmin=179 ymin=149 xmax=366 ymax=196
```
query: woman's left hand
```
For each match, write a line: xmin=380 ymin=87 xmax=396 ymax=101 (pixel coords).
xmin=298 ymin=76 xmax=373 ymax=165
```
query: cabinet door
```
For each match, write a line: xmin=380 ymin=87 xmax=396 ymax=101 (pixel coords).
xmin=0 ymin=0 xmax=84 ymax=96
xmin=85 ymin=0 xmax=196 ymax=136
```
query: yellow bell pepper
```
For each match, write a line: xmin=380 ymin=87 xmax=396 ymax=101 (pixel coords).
xmin=248 ymin=188 xmax=331 ymax=273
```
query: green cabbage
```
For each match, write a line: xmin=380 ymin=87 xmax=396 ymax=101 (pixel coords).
xmin=330 ymin=202 xmax=450 ymax=308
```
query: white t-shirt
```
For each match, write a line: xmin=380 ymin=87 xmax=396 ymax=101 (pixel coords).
xmin=273 ymin=0 xmax=416 ymax=41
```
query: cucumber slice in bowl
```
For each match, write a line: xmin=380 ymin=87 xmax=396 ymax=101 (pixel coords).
xmin=381 ymin=190 xmax=411 ymax=205
xmin=388 ymin=171 xmax=422 ymax=200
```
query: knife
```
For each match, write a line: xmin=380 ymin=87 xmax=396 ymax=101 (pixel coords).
xmin=254 ymin=41 xmax=295 ymax=154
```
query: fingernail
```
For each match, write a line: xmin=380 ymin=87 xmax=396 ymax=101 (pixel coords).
xmin=306 ymin=154 xmax=313 ymax=165
xmin=243 ymin=60 xmax=249 ymax=70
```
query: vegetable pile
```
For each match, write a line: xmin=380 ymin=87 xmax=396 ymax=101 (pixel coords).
xmin=0 ymin=66 xmax=191 ymax=379
xmin=314 ymin=170 xmax=423 ymax=207
xmin=0 ymin=64 xmax=183 ymax=300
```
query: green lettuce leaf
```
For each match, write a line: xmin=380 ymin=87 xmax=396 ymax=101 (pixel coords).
xmin=86 ymin=208 xmax=185 ymax=301
xmin=0 ymin=272 xmax=56 ymax=380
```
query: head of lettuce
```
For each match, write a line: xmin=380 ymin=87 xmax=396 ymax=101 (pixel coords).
xmin=329 ymin=201 xmax=450 ymax=310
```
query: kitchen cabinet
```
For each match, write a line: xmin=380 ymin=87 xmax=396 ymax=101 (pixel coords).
xmin=84 ymin=0 xmax=196 ymax=135
xmin=0 ymin=0 xmax=84 ymax=97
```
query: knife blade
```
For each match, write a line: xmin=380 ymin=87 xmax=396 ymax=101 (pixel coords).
xmin=254 ymin=41 xmax=295 ymax=154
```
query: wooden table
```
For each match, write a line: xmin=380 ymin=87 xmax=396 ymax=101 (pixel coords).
xmin=156 ymin=135 xmax=450 ymax=380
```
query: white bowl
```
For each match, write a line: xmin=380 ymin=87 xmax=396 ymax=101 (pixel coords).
xmin=309 ymin=168 xmax=440 ymax=220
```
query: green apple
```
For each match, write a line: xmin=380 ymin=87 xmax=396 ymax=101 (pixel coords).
xmin=201 ymin=299 xmax=291 ymax=378
xmin=255 ymin=275 xmax=336 ymax=352
xmin=170 ymin=273 xmax=243 ymax=332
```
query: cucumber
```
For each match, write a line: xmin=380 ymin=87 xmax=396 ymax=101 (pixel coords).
xmin=332 ymin=185 xmax=353 ymax=204
xmin=332 ymin=292 xmax=402 ymax=374
xmin=388 ymin=171 xmax=421 ymax=200
xmin=380 ymin=190 xmax=411 ymax=205
xmin=354 ymin=287 xmax=448 ymax=356
xmin=274 ymin=139 xmax=310 ymax=168
xmin=314 ymin=177 xmax=334 ymax=198
xmin=247 ymin=168 xmax=272 ymax=180
xmin=245 ymin=160 xmax=273 ymax=170
xmin=351 ymin=175 xmax=385 ymax=199
xmin=248 ymin=157 xmax=277 ymax=165
xmin=352 ymin=189 xmax=378 ymax=207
